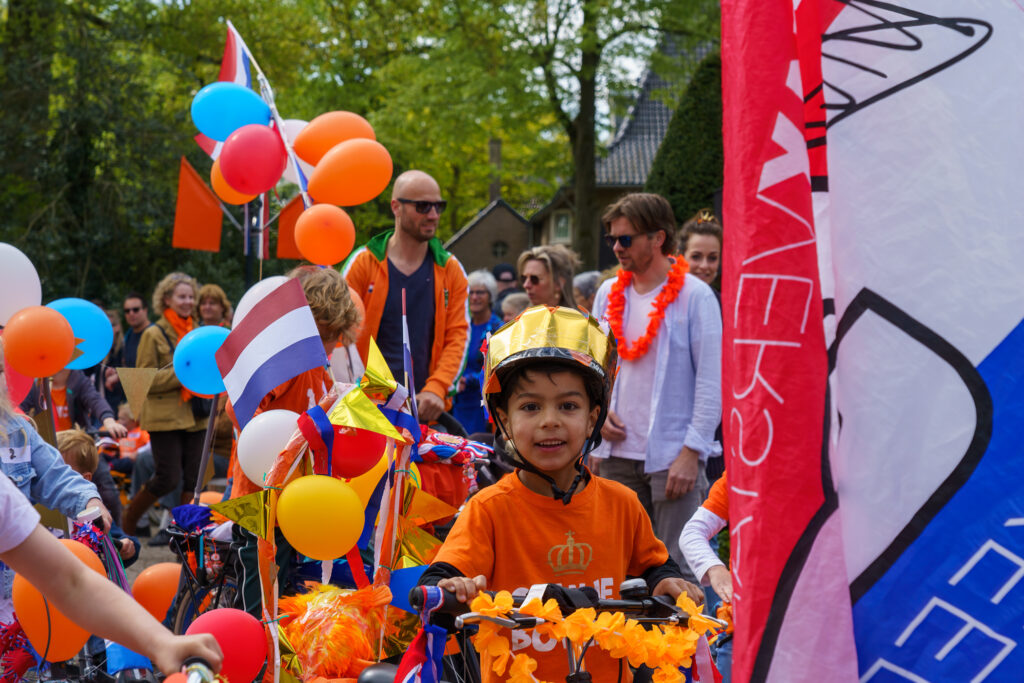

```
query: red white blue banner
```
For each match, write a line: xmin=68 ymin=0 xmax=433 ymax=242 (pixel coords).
xmin=215 ymin=278 xmax=327 ymax=429
xmin=721 ymin=1 xmax=1024 ymax=681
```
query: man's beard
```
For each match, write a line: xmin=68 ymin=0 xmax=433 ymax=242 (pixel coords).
xmin=399 ymin=216 xmax=433 ymax=243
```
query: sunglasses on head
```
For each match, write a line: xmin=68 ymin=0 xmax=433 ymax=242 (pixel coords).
xmin=124 ymin=306 xmax=142 ymax=314
xmin=604 ymin=233 xmax=644 ymax=249
xmin=397 ymin=198 xmax=447 ymax=215
xmin=521 ymin=274 xmax=542 ymax=286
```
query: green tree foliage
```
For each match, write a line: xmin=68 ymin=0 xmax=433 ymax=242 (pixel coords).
xmin=645 ymin=51 xmax=722 ymax=224
xmin=0 ymin=1 xmax=319 ymax=305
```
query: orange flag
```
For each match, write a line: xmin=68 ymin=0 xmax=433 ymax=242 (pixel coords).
xmin=173 ymin=157 xmax=223 ymax=251
xmin=275 ymin=194 xmax=306 ymax=260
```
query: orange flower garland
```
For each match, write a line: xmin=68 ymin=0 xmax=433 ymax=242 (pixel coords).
xmin=470 ymin=591 xmax=720 ymax=683
xmin=606 ymin=259 xmax=688 ymax=361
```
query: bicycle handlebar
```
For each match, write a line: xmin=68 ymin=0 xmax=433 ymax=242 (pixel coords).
xmin=183 ymin=657 xmax=216 ymax=683
xmin=408 ymin=584 xmax=696 ymax=623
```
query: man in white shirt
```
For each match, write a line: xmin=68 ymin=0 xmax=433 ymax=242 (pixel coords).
xmin=590 ymin=193 xmax=722 ymax=578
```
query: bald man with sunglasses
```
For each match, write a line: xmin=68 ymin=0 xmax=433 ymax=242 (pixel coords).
xmin=343 ymin=170 xmax=470 ymax=422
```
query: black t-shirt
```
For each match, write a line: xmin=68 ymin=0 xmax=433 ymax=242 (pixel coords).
xmin=379 ymin=256 xmax=435 ymax=394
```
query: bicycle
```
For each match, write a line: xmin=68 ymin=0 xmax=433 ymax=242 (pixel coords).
xmin=165 ymin=524 xmax=239 ymax=634
xmin=358 ymin=579 xmax=727 ymax=683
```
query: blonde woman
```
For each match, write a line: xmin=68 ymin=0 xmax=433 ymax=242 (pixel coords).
xmin=122 ymin=272 xmax=207 ymax=535
xmin=516 ymin=244 xmax=580 ymax=308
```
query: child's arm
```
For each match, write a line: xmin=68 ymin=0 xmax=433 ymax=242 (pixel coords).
xmin=680 ymin=507 xmax=730 ymax=602
xmin=26 ymin=427 xmax=111 ymax=527
xmin=2 ymin=524 xmax=221 ymax=674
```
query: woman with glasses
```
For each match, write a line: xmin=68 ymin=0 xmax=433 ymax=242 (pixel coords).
xmin=516 ymin=244 xmax=580 ymax=309
xmin=452 ymin=270 xmax=504 ymax=435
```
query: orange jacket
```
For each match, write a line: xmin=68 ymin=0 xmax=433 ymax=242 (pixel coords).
xmin=343 ymin=230 xmax=470 ymax=403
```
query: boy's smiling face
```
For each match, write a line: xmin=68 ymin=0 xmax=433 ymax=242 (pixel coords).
xmin=496 ymin=368 xmax=600 ymax=493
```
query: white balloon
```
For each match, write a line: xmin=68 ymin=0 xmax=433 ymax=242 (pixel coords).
xmin=237 ymin=409 xmax=300 ymax=485
xmin=281 ymin=119 xmax=315 ymax=186
xmin=233 ymin=276 xmax=288 ymax=327
xmin=0 ymin=243 xmax=42 ymax=325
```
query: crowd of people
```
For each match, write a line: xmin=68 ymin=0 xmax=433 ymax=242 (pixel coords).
xmin=0 ymin=167 xmax=730 ymax=680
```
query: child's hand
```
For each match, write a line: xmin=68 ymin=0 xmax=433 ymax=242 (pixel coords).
xmin=149 ymin=633 xmax=223 ymax=676
xmin=653 ymin=577 xmax=704 ymax=605
xmin=705 ymin=565 xmax=732 ymax=603
xmin=119 ymin=538 xmax=137 ymax=562
xmin=437 ymin=575 xmax=487 ymax=603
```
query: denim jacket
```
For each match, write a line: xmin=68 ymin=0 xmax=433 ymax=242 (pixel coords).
xmin=0 ymin=412 xmax=99 ymax=602
xmin=591 ymin=271 xmax=723 ymax=472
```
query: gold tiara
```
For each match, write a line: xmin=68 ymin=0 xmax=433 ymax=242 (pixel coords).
xmin=695 ymin=208 xmax=716 ymax=224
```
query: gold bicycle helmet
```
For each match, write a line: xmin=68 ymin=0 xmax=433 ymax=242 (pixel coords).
xmin=482 ymin=306 xmax=618 ymax=503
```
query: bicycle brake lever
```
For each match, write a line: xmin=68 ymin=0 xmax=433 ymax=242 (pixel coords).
xmin=455 ymin=613 xmax=520 ymax=629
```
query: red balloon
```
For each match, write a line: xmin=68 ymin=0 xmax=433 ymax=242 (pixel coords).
xmin=2 ymin=339 xmax=34 ymax=403
xmin=219 ymin=124 xmax=288 ymax=195
xmin=308 ymin=138 xmax=393 ymax=206
xmin=294 ymin=204 xmax=356 ymax=266
xmin=185 ymin=608 xmax=267 ymax=683
xmin=332 ymin=427 xmax=387 ymax=478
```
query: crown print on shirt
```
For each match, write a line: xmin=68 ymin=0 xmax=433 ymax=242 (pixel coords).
xmin=547 ymin=531 xmax=593 ymax=576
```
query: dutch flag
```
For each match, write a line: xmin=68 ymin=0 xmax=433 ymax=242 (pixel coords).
xmin=215 ymin=279 xmax=327 ymax=430
xmin=194 ymin=21 xmax=254 ymax=160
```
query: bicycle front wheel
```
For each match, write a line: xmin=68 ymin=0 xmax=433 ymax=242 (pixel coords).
xmin=171 ymin=579 xmax=239 ymax=634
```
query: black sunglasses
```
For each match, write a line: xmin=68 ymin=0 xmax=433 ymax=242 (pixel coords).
xmin=521 ymin=274 xmax=541 ymax=286
xmin=604 ymin=233 xmax=644 ymax=249
xmin=397 ymin=198 xmax=447 ymax=215
xmin=124 ymin=306 xmax=142 ymax=314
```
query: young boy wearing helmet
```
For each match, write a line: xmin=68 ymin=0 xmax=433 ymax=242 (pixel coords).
xmin=421 ymin=306 xmax=702 ymax=683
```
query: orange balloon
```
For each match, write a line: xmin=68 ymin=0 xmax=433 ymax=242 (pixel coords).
xmin=13 ymin=539 xmax=106 ymax=662
xmin=132 ymin=562 xmax=182 ymax=621
xmin=294 ymin=204 xmax=356 ymax=266
xmin=293 ymin=111 xmax=376 ymax=166
xmin=308 ymin=138 xmax=393 ymax=207
xmin=211 ymin=159 xmax=258 ymax=205
xmin=3 ymin=306 xmax=74 ymax=378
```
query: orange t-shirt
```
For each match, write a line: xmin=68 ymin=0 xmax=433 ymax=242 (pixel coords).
xmin=701 ymin=470 xmax=728 ymax=520
xmin=119 ymin=428 xmax=151 ymax=458
xmin=433 ymin=472 xmax=670 ymax=683
xmin=227 ymin=366 xmax=333 ymax=499
xmin=51 ymin=386 xmax=72 ymax=431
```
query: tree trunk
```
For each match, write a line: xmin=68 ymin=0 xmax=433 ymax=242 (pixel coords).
xmin=573 ymin=3 xmax=601 ymax=269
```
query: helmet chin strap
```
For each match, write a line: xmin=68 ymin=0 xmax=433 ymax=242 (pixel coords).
xmin=494 ymin=412 xmax=594 ymax=505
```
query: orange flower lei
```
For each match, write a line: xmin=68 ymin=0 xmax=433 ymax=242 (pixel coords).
xmin=470 ymin=592 xmax=720 ymax=683
xmin=606 ymin=259 xmax=688 ymax=361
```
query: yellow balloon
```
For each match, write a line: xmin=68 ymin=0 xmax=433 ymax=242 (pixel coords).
xmin=277 ymin=475 xmax=363 ymax=560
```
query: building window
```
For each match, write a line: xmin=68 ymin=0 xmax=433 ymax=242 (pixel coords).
xmin=552 ymin=211 xmax=572 ymax=244
xmin=492 ymin=240 xmax=508 ymax=260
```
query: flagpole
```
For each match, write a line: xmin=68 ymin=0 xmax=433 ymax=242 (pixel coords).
xmin=192 ymin=393 xmax=221 ymax=504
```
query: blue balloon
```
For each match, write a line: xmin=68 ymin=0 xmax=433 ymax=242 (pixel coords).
xmin=190 ymin=82 xmax=271 ymax=142
xmin=389 ymin=565 xmax=429 ymax=613
xmin=173 ymin=326 xmax=230 ymax=396
xmin=47 ymin=298 xmax=113 ymax=370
